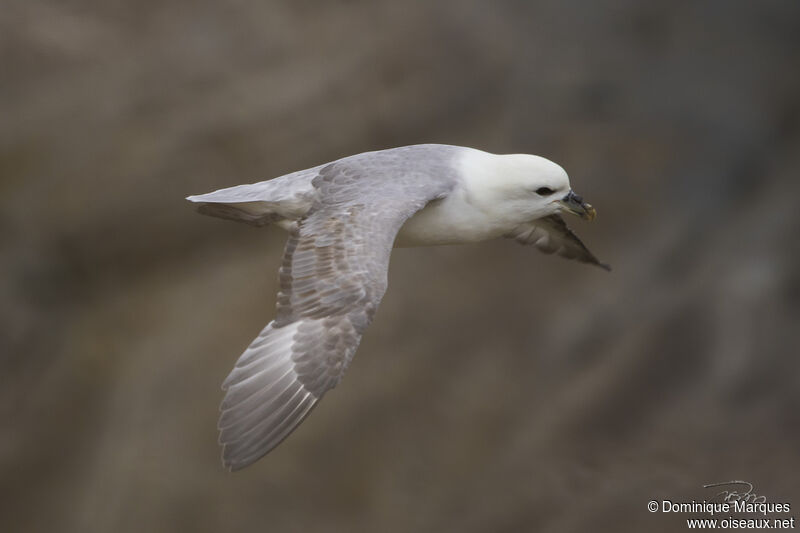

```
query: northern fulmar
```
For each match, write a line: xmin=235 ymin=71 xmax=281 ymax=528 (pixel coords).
xmin=187 ymin=144 xmax=608 ymax=470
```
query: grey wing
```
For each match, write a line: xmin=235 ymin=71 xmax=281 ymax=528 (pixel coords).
xmin=506 ymin=214 xmax=610 ymax=270
xmin=218 ymin=153 xmax=457 ymax=470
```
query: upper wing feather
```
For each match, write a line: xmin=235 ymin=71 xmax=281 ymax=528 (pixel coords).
xmin=219 ymin=147 xmax=458 ymax=470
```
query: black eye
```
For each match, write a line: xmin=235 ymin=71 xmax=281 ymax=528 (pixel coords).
xmin=535 ymin=187 xmax=554 ymax=196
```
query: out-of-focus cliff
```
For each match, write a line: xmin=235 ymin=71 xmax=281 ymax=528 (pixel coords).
xmin=2 ymin=1 xmax=799 ymax=531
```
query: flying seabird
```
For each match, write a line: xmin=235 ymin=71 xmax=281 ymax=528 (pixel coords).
xmin=187 ymin=144 xmax=608 ymax=470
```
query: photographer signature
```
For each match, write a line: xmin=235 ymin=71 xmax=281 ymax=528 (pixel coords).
xmin=703 ymin=480 xmax=767 ymax=504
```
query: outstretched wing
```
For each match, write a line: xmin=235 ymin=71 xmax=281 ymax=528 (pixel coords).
xmin=218 ymin=148 xmax=458 ymax=470
xmin=506 ymin=214 xmax=610 ymax=270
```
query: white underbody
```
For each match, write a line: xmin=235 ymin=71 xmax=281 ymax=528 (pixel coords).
xmin=394 ymin=187 xmax=507 ymax=247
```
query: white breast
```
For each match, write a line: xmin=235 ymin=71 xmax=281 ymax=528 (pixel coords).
xmin=395 ymin=186 xmax=505 ymax=247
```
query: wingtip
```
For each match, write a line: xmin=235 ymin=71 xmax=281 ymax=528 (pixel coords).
xmin=222 ymin=451 xmax=251 ymax=472
xmin=220 ymin=444 xmax=239 ymax=472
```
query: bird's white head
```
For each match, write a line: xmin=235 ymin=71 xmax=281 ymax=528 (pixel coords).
xmin=459 ymin=150 xmax=596 ymax=225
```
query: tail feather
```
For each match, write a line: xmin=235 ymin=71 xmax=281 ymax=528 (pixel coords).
xmin=186 ymin=173 xmax=316 ymax=226
xmin=186 ymin=184 xmax=286 ymax=226
xmin=194 ymin=202 xmax=281 ymax=226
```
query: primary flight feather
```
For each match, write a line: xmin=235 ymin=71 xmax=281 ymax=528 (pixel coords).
xmin=187 ymin=144 xmax=607 ymax=471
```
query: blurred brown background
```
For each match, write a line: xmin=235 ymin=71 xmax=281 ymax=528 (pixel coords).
xmin=2 ymin=1 xmax=799 ymax=531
